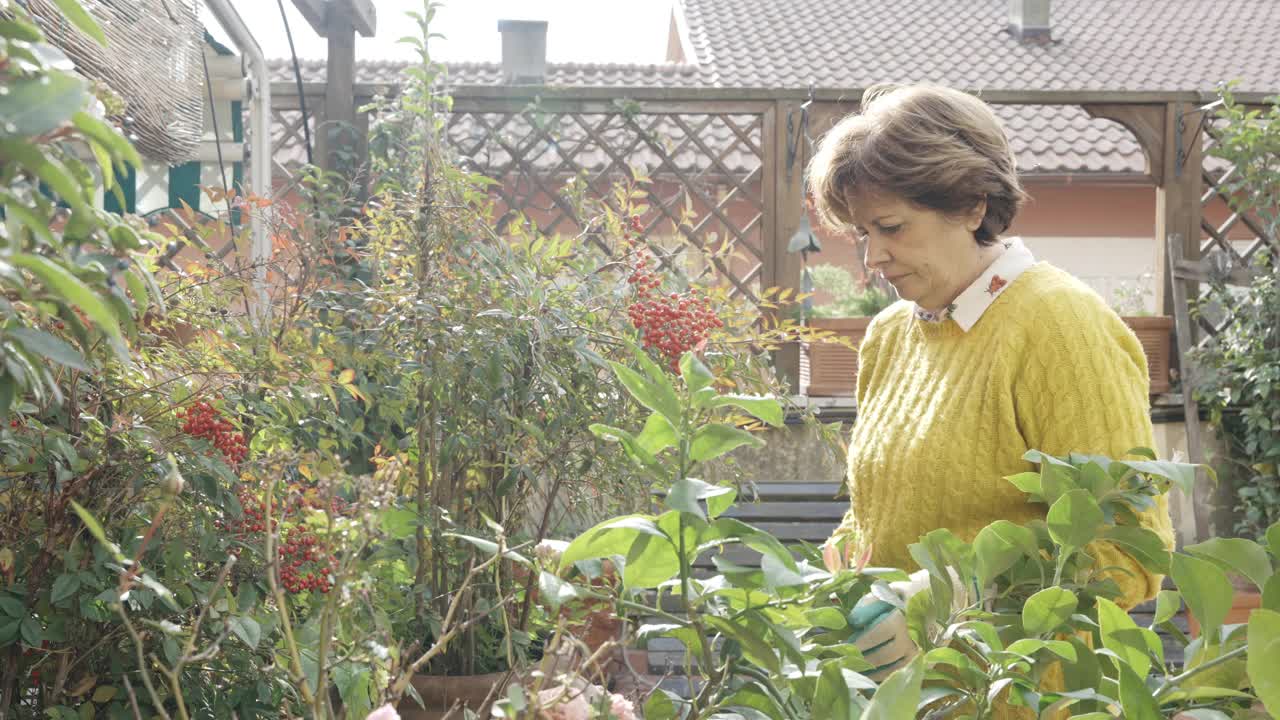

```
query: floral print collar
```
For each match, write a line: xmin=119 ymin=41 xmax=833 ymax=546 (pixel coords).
xmin=914 ymin=237 xmax=1036 ymax=332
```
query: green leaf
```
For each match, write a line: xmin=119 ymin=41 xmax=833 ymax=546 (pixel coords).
xmin=51 ymin=0 xmax=108 ymax=44
xmin=0 ymin=596 xmax=24 ymax=618
xmin=1264 ymin=573 xmax=1280 ymax=613
xmin=973 ymin=520 xmax=1037 ymax=587
xmin=50 ymin=574 xmax=80 ymax=605
xmin=812 ymin=661 xmax=857 ymax=720
xmin=442 ymin=533 xmax=531 ymax=566
xmin=1022 ymin=587 xmax=1078 ymax=636
xmin=1154 ymin=590 xmax=1182 ymax=625
xmin=537 ymin=571 xmax=580 ymax=612
xmin=706 ymin=615 xmax=781 ymax=674
xmin=1006 ymin=471 xmax=1042 ymax=496
xmin=864 ymin=655 xmax=924 ymax=720
xmin=725 ymin=684 xmax=786 ymax=720
xmin=1119 ymin=459 xmax=1206 ymax=497
xmin=0 ymin=72 xmax=86 ymax=138
xmin=1117 ymin=662 xmax=1161 ymax=720
xmin=19 ymin=617 xmax=41 ymax=648
xmin=7 ymin=328 xmax=89 ymax=372
xmin=559 ymin=515 xmax=668 ymax=573
xmin=11 ymin=254 xmax=123 ymax=344
xmin=2 ymin=202 xmax=56 ymax=246
xmin=665 ymin=476 xmax=735 ymax=521
xmin=804 ymin=607 xmax=848 ymax=630
xmin=1267 ymin=522 xmax=1280 ymax=558
xmin=689 ymin=423 xmax=763 ymax=462
xmin=0 ymin=620 xmax=18 ymax=646
xmin=1101 ymin=526 xmax=1171 ymax=574
xmin=1097 ymin=597 xmax=1151 ymax=679
xmin=607 ymin=361 xmax=681 ymax=425
xmin=635 ymin=412 xmax=678 ymax=455
xmin=68 ymin=500 xmax=124 ymax=561
xmin=1185 ymin=537 xmax=1274 ymax=591
xmin=1171 ymin=553 xmax=1233 ymax=644
xmin=679 ymin=352 xmax=714 ymax=393
xmin=135 ymin=573 xmax=178 ymax=611
xmin=643 ymin=689 xmax=681 ymax=720
xmin=1046 ymin=489 xmax=1103 ymax=550
xmin=229 ymin=615 xmax=261 ymax=649
xmin=1005 ymin=638 xmax=1077 ymax=662
xmin=1249 ymin=609 xmax=1280 ymax=717
xmin=380 ymin=507 xmax=419 ymax=540
xmin=72 ymin=111 xmax=141 ymax=169
xmin=708 ymin=394 xmax=784 ymax=427
xmin=589 ymin=423 xmax=660 ymax=472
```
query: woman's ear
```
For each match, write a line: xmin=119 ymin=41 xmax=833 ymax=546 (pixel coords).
xmin=966 ymin=196 xmax=988 ymax=233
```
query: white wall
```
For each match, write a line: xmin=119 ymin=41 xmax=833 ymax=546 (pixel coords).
xmin=1022 ymin=235 xmax=1158 ymax=314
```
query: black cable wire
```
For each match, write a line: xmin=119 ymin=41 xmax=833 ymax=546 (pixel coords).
xmin=277 ymin=0 xmax=314 ymax=166
xmin=200 ymin=48 xmax=236 ymax=235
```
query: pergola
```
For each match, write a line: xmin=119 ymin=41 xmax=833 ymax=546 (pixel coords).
xmin=266 ymin=79 xmax=1278 ymax=543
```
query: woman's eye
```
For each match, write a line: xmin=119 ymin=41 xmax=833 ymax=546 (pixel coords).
xmin=879 ymin=224 xmax=902 ymax=234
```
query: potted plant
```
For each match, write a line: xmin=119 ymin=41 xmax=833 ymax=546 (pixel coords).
xmin=1110 ymin=273 xmax=1176 ymax=394
xmin=800 ymin=264 xmax=897 ymax=397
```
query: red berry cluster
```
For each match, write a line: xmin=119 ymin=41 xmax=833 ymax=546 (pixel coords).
xmin=279 ymin=527 xmax=334 ymax=594
xmin=178 ymin=401 xmax=248 ymax=466
xmin=623 ymin=217 xmax=723 ymax=371
xmin=216 ymin=487 xmax=271 ymax=538
xmin=216 ymin=479 xmax=346 ymax=594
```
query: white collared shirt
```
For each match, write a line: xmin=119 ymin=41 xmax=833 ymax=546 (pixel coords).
xmin=914 ymin=237 xmax=1036 ymax=331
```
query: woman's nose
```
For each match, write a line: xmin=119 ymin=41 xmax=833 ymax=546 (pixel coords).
xmin=863 ymin=233 xmax=891 ymax=270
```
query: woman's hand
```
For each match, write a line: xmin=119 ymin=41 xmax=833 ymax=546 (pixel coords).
xmin=847 ymin=569 xmax=931 ymax=680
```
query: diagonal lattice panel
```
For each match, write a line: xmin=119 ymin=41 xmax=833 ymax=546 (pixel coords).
xmin=445 ymin=104 xmax=768 ymax=303
xmin=1189 ymin=117 xmax=1280 ymax=350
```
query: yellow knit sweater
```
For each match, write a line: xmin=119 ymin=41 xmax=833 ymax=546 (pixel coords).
xmin=834 ymin=262 xmax=1175 ymax=610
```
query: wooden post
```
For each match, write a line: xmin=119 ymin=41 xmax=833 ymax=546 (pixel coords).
xmin=1154 ymin=102 xmax=1204 ymax=317
xmin=291 ymin=0 xmax=376 ymax=177
xmin=769 ymin=99 xmax=806 ymax=394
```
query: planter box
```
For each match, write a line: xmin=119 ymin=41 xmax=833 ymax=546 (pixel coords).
xmin=1123 ymin=316 xmax=1174 ymax=395
xmin=800 ymin=315 xmax=1175 ymax=398
xmin=400 ymin=671 xmax=511 ymax=720
xmin=800 ymin=317 xmax=872 ymax=397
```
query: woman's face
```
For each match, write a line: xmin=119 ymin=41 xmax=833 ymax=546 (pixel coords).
xmin=846 ymin=189 xmax=988 ymax=311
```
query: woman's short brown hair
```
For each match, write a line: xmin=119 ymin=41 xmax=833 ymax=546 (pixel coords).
xmin=807 ymin=84 xmax=1028 ymax=246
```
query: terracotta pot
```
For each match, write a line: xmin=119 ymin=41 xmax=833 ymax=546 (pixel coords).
xmin=1123 ymin=316 xmax=1174 ymax=395
xmin=800 ymin=317 xmax=872 ymax=397
xmin=398 ymin=671 xmax=511 ymax=720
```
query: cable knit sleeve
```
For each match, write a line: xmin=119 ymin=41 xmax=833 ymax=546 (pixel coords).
xmin=827 ymin=304 xmax=900 ymax=555
xmin=1012 ymin=295 xmax=1175 ymax=609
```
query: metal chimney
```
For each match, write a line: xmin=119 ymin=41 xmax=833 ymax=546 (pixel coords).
xmin=1008 ymin=0 xmax=1051 ymax=42
xmin=498 ymin=19 xmax=548 ymax=84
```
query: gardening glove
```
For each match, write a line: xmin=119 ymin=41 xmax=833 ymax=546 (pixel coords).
xmin=847 ymin=569 xmax=932 ymax=680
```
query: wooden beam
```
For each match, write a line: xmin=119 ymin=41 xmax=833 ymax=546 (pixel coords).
xmin=291 ymin=0 xmax=376 ymax=37
xmin=1154 ymin=102 xmax=1204 ymax=317
xmin=323 ymin=13 xmax=355 ymax=173
xmin=1083 ymin=103 xmax=1166 ymax=186
xmin=440 ymin=86 xmax=1268 ymax=106
xmin=769 ymin=99 xmax=805 ymax=393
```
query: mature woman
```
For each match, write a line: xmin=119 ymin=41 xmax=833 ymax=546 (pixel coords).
xmin=806 ymin=85 xmax=1175 ymax=687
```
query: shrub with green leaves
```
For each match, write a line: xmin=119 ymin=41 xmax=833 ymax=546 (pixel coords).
xmin=1190 ymin=85 xmax=1280 ymax=541
xmin=529 ymin=348 xmax=1280 ymax=720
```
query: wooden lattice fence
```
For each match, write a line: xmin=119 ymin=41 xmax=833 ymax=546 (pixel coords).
xmin=446 ymin=98 xmax=774 ymax=303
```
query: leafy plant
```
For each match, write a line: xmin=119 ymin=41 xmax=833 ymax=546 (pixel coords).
xmin=807 ymin=264 xmax=896 ymax=319
xmin=525 ymin=349 xmax=1278 ymax=719
xmin=1189 ymin=85 xmax=1280 ymax=540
